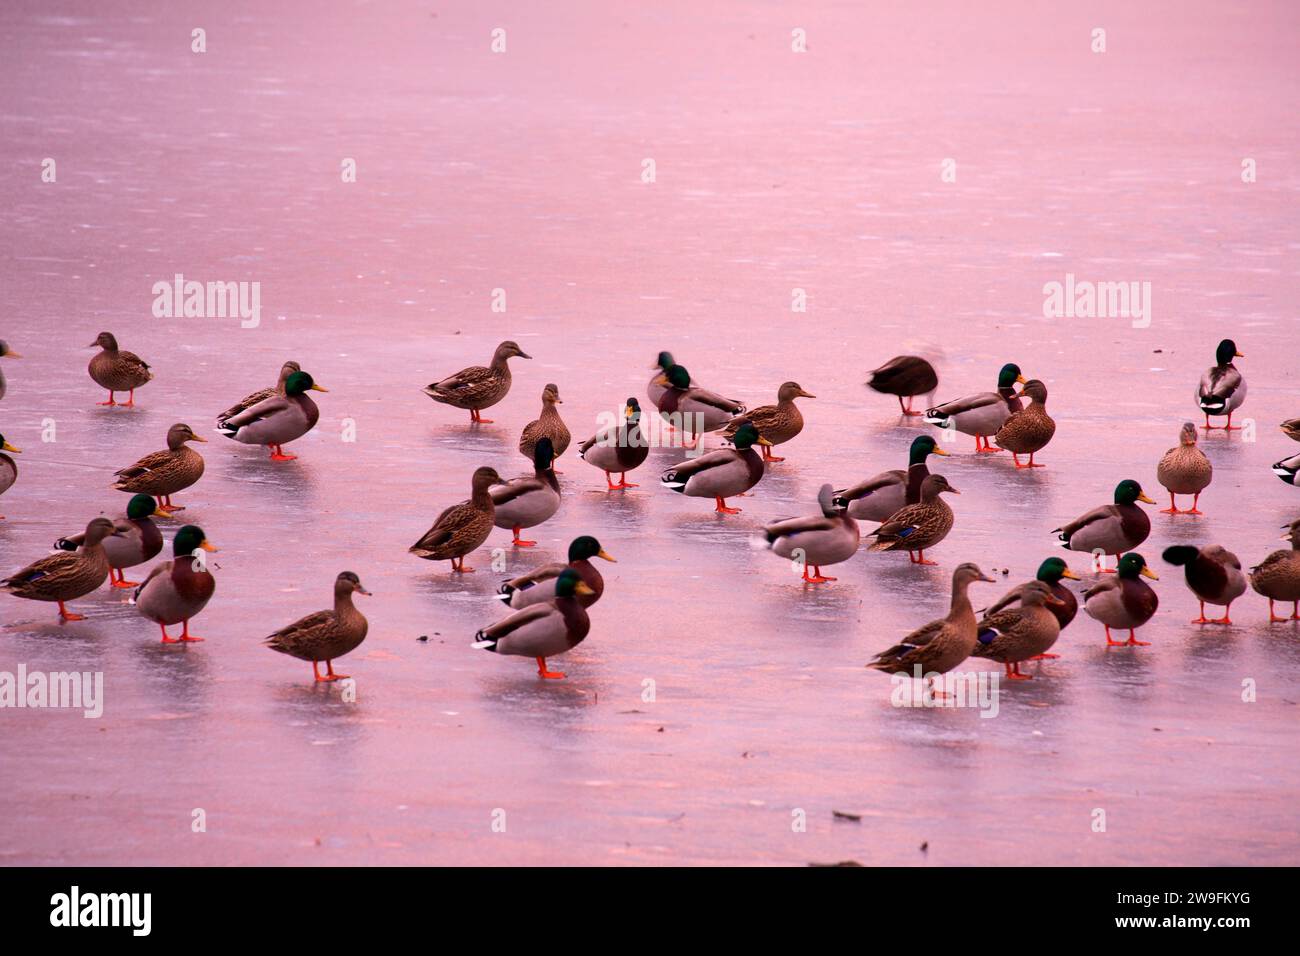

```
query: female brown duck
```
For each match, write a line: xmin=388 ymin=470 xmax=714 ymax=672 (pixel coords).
xmin=264 ymin=572 xmax=371 ymax=682
xmin=112 ymin=423 xmax=207 ymax=514
xmin=409 ymin=466 xmax=503 ymax=572
xmin=424 ymin=341 xmax=531 ymax=424
xmin=1 ymin=517 xmax=115 ymax=621
xmin=88 ymin=332 xmax=153 ymax=407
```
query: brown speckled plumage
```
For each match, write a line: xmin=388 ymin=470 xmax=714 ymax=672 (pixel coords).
xmin=519 ymin=384 xmax=571 ymax=460
xmin=721 ymin=381 xmax=813 ymax=449
xmin=265 ymin=572 xmax=371 ymax=667
xmin=88 ymin=332 xmax=153 ymax=392
xmin=423 ymin=341 xmax=530 ymax=413
xmin=112 ymin=423 xmax=206 ymax=499
xmin=410 ymin=467 xmax=502 ymax=563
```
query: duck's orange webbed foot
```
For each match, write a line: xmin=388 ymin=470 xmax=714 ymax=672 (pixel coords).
xmin=714 ymin=497 xmax=741 ymax=514
xmin=536 ymin=657 xmax=565 ymax=679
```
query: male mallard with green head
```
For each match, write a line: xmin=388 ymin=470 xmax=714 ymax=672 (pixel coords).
xmin=112 ymin=423 xmax=207 ymax=514
xmin=865 ymin=355 xmax=938 ymax=416
xmin=0 ymin=339 xmax=23 ymax=401
xmin=496 ymin=535 xmax=616 ymax=610
xmin=216 ymin=360 xmax=300 ymax=422
xmin=647 ymin=351 xmax=697 ymax=407
xmin=217 ymin=369 xmax=327 ymax=461
xmin=264 ymin=571 xmax=371 ymax=681
xmin=1053 ymin=479 xmax=1154 ymax=573
xmin=491 ymin=437 xmax=561 ymax=547
xmin=1157 ymin=422 xmax=1212 ymax=514
xmin=0 ymin=432 xmax=20 ymax=519
xmin=579 ymin=398 xmax=649 ymax=489
xmin=87 ymin=332 xmax=153 ymax=407
xmin=56 ymin=494 xmax=168 ymax=588
xmin=1163 ymin=544 xmax=1247 ymax=625
xmin=653 ymin=364 xmax=746 ymax=446
xmin=473 ymin=568 xmax=595 ymax=679
xmin=866 ymin=473 xmax=959 ymax=565
xmin=1249 ymin=518 xmax=1300 ymax=622
xmin=834 ymin=435 xmax=948 ymax=522
xmin=409 ymin=466 xmax=503 ymax=571
xmin=1196 ymin=338 xmax=1245 ymax=430
xmin=1082 ymin=553 xmax=1159 ymax=646
xmin=722 ymin=381 xmax=815 ymax=462
xmin=660 ymin=420 xmax=768 ymax=514
xmin=134 ymin=525 xmax=217 ymax=643
xmin=925 ymin=362 xmax=1025 ymax=453
xmin=982 ymin=558 xmax=1082 ymax=658
xmin=519 ymin=383 xmax=570 ymax=463
xmin=424 ymin=340 xmax=531 ymax=424
xmin=1 ymin=516 xmax=115 ymax=621
xmin=995 ymin=378 xmax=1055 ymax=468
xmin=971 ymin=581 xmax=1066 ymax=679
xmin=758 ymin=484 xmax=859 ymax=584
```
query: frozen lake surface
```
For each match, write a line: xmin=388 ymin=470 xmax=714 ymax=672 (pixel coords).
xmin=1 ymin=1 xmax=1298 ymax=864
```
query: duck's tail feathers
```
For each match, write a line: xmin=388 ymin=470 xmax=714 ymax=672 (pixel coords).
xmin=216 ymin=419 xmax=238 ymax=438
xmin=471 ymin=630 xmax=498 ymax=652
xmin=923 ymin=411 xmax=949 ymax=427
xmin=660 ymin=473 xmax=687 ymax=492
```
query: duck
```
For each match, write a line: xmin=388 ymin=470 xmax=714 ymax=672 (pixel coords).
xmin=1157 ymin=422 xmax=1212 ymax=513
xmin=496 ymin=535 xmax=616 ymax=609
xmin=409 ymin=466 xmax=503 ymax=572
xmin=1249 ymin=518 xmax=1300 ymax=622
xmin=971 ymin=581 xmax=1066 ymax=679
xmin=1082 ymin=552 xmax=1159 ymax=646
xmin=0 ymin=432 xmax=19 ymax=519
xmin=994 ymin=378 xmax=1055 ymax=468
xmin=423 ymin=340 xmax=530 ymax=424
xmin=87 ymin=331 xmax=153 ymax=406
xmin=924 ymin=362 xmax=1025 ymax=453
xmin=1162 ymin=544 xmax=1248 ymax=625
xmin=473 ymin=568 xmax=595 ymax=679
xmin=982 ymin=557 xmax=1082 ymax=639
xmin=660 ymin=421 xmax=768 ymax=514
xmin=56 ymin=494 xmax=167 ymax=588
xmin=133 ymin=525 xmax=217 ymax=643
xmin=833 ymin=435 xmax=948 ymax=522
xmin=519 ymin=383 xmax=571 ymax=463
xmin=865 ymin=473 xmax=959 ymax=565
xmin=1271 ymin=452 xmax=1300 ymax=487
xmin=111 ymin=423 xmax=207 ymax=514
xmin=865 ymin=355 xmax=938 ymax=416
xmin=653 ymin=364 xmax=746 ymax=445
xmin=1196 ymin=338 xmax=1245 ymax=430
xmin=647 ymin=351 xmax=696 ymax=407
xmin=264 ymin=571 xmax=371 ymax=682
xmin=217 ymin=370 xmax=326 ymax=461
xmin=757 ymin=484 xmax=859 ymax=584
xmin=721 ymin=381 xmax=814 ymax=462
xmin=216 ymin=360 xmax=300 ymax=422
xmin=1281 ymin=418 xmax=1300 ymax=443
xmin=0 ymin=339 xmax=22 ymax=400
xmin=1053 ymin=479 xmax=1154 ymax=573
xmin=0 ymin=516 xmax=115 ymax=621
xmin=491 ymin=437 xmax=561 ymax=547
xmin=866 ymin=563 xmax=996 ymax=695
xmin=578 ymin=398 xmax=649 ymax=489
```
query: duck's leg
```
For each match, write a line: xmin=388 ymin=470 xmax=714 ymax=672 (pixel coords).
xmin=269 ymin=443 xmax=297 ymax=461
xmin=898 ymin=395 xmax=922 ymax=416
xmin=1267 ymin=599 xmax=1289 ymax=623
xmin=1202 ymin=413 xmax=1215 ymax=431
xmin=762 ymin=445 xmax=785 ymax=463
xmin=511 ymin=525 xmax=537 ymax=547
xmin=1185 ymin=493 xmax=1203 ymax=516
xmin=1293 ymin=601 xmax=1300 ymax=621
xmin=1097 ymin=554 xmax=1118 ymax=574
xmin=1104 ymin=626 xmax=1126 ymax=646
xmin=57 ymin=601 xmax=85 ymax=622
xmin=617 ymin=472 xmax=638 ymax=488
xmin=714 ymin=496 xmax=741 ymax=514
xmin=159 ymin=623 xmax=181 ymax=643
xmin=450 ymin=555 xmax=476 ymax=573
xmin=97 ymin=390 xmax=117 ymax=406
xmin=536 ymin=656 xmax=565 ymax=679
xmin=1209 ymin=603 xmax=1233 ymax=625
xmin=120 ymin=389 xmax=136 ymax=408
xmin=927 ymin=676 xmax=953 ymax=700
xmin=604 ymin=471 xmax=620 ymax=490
xmin=914 ymin=549 xmax=938 ymax=566
xmin=112 ymin=568 xmax=138 ymax=589
xmin=312 ymin=661 xmax=328 ymax=682
xmin=161 ymin=494 xmax=185 ymax=512
xmin=1224 ymin=412 xmax=1240 ymax=431
xmin=179 ymin=619 xmax=204 ymax=642
xmin=323 ymin=659 xmax=349 ymax=681
xmin=1192 ymin=600 xmax=1210 ymax=624
xmin=1005 ymin=662 xmax=1033 ymax=680
xmin=1028 ymin=652 xmax=1060 ymax=660
xmin=1160 ymin=492 xmax=1181 ymax=515
xmin=1126 ymin=629 xmax=1150 ymax=647
xmin=803 ymin=564 xmax=836 ymax=584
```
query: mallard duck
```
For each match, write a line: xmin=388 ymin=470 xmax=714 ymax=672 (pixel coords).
xmin=1083 ymin=552 xmax=1159 ymax=646
xmin=56 ymin=494 xmax=167 ymax=588
xmin=660 ymin=421 xmax=768 ymax=514
xmin=1 ymin=516 xmax=115 ymax=621
xmin=757 ymin=484 xmax=859 ymax=584
xmin=865 ymin=355 xmax=938 ymax=416
xmin=496 ymin=535 xmax=615 ymax=609
xmin=867 ymin=563 xmax=996 ymax=693
xmin=216 ymin=360 xmax=300 ymax=422
xmin=0 ymin=339 xmax=22 ymax=400
xmin=519 ymin=383 xmax=571 ymax=462
xmin=866 ymin=473 xmax=959 ymax=565
xmin=409 ymin=466 xmax=503 ymax=571
xmin=264 ymin=571 xmax=371 ymax=681
xmin=1249 ymin=518 xmax=1300 ymax=622
xmin=1157 ymin=421 xmax=1212 ymax=513
xmin=491 ymin=437 xmax=560 ymax=547
xmin=653 ymin=364 xmax=746 ymax=444
xmin=423 ymin=340 xmax=531 ymax=423
xmin=971 ymin=581 xmax=1066 ymax=679
xmin=646 ymin=351 xmax=696 ymax=407
xmin=1196 ymin=338 xmax=1245 ymax=430
xmin=579 ymin=398 xmax=649 ymax=489
xmin=983 ymin=558 xmax=1082 ymax=638
xmin=111 ymin=423 xmax=207 ymax=514
xmin=994 ymin=378 xmax=1055 ymax=468
xmin=217 ymin=370 xmax=326 ymax=461
xmin=1162 ymin=544 xmax=1247 ymax=625
xmin=87 ymin=331 xmax=153 ymax=406
xmin=1272 ymin=452 xmax=1300 ymax=487
xmin=833 ymin=435 xmax=948 ymax=522
xmin=1053 ymin=479 xmax=1154 ymax=573
xmin=0 ymin=432 xmax=19 ymax=519
xmin=473 ymin=568 xmax=595 ymax=679
xmin=924 ymin=363 xmax=1025 ymax=453
xmin=1281 ymin=418 xmax=1300 ymax=442
xmin=133 ymin=525 xmax=217 ymax=643
xmin=721 ymin=381 xmax=814 ymax=462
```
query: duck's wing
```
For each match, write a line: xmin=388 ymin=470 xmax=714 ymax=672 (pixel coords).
xmin=2 ymin=551 xmax=81 ymax=588
xmin=926 ymin=390 xmax=1000 ymax=417
xmin=113 ymin=448 xmax=175 ymax=481
xmin=428 ymin=365 xmax=496 ymax=401
xmin=1083 ymin=576 xmax=1121 ymax=600
xmin=265 ymin=609 xmax=336 ymax=652
xmin=686 ymin=386 xmax=745 ymax=414
xmin=834 ymin=468 xmax=904 ymax=503
xmin=489 ymin=476 xmax=548 ymax=507
xmin=661 ymin=447 xmax=741 ymax=483
xmin=499 ymin=562 xmax=568 ymax=594
xmin=764 ymin=513 xmax=837 ymax=540
xmin=132 ymin=561 xmax=171 ymax=602
xmin=117 ymin=350 xmax=153 ymax=379
xmin=221 ymin=392 xmax=293 ymax=430
xmin=411 ymin=500 xmax=474 ymax=551
xmin=1054 ymin=503 xmax=1117 ymax=539
xmin=218 ymin=386 xmax=275 ymax=423
xmin=867 ymin=356 xmax=937 ymax=394
xmin=723 ymin=404 xmax=778 ymax=437
xmin=983 ymin=582 xmax=1030 ymax=617
xmin=478 ymin=603 xmax=555 ymax=642
xmin=872 ymin=617 xmax=945 ymax=663
xmin=1198 ymin=365 xmax=1242 ymax=408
